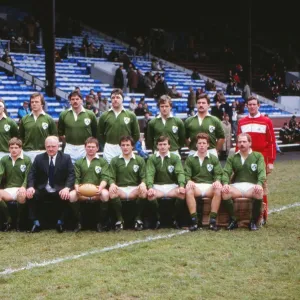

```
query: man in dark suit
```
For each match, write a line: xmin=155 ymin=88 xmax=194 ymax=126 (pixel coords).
xmin=26 ymin=136 xmax=75 ymax=233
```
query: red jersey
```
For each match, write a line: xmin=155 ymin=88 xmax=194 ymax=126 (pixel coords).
xmin=236 ymin=113 xmax=277 ymax=164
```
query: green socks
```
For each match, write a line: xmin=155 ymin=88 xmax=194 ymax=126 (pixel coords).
xmin=0 ymin=201 xmax=11 ymax=223
xmin=223 ymin=199 xmax=236 ymax=220
xmin=136 ymin=198 xmax=147 ymax=221
xmin=111 ymin=197 xmax=123 ymax=222
xmin=209 ymin=212 xmax=218 ymax=219
xmin=150 ymin=200 xmax=160 ymax=220
xmin=99 ymin=201 xmax=109 ymax=224
xmin=70 ymin=202 xmax=81 ymax=222
xmin=252 ymin=199 xmax=262 ymax=222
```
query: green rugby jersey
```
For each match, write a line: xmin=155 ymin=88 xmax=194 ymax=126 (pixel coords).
xmin=184 ymin=152 xmax=223 ymax=184
xmin=98 ymin=109 xmax=140 ymax=147
xmin=58 ymin=108 xmax=97 ymax=145
xmin=184 ymin=114 xmax=225 ymax=150
xmin=19 ymin=112 xmax=57 ymax=151
xmin=74 ymin=155 xmax=111 ymax=185
xmin=108 ymin=153 xmax=146 ymax=187
xmin=222 ymin=150 xmax=266 ymax=186
xmin=146 ymin=116 xmax=185 ymax=151
xmin=146 ymin=152 xmax=185 ymax=188
xmin=0 ymin=153 xmax=32 ymax=188
xmin=0 ymin=115 xmax=19 ymax=152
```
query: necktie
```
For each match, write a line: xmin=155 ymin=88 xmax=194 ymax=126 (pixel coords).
xmin=49 ymin=156 xmax=55 ymax=188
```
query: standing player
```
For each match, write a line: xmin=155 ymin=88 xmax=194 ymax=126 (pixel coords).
xmin=236 ymin=96 xmax=276 ymax=223
xmin=19 ymin=92 xmax=57 ymax=162
xmin=0 ymin=138 xmax=31 ymax=231
xmin=0 ymin=100 xmax=19 ymax=159
xmin=58 ymin=91 xmax=97 ymax=163
xmin=146 ymin=95 xmax=185 ymax=156
xmin=98 ymin=89 xmax=140 ymax=163
xmin=185 ymin=93 xmax=225 ymax=157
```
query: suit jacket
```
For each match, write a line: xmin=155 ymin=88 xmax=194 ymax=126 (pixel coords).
xmin=27 ymin=151 xmax=75 ymax=191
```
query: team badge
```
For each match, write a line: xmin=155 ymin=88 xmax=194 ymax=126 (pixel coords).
xmin=207 ymin=164 xmax=213 ymax=172
xmin=133 ymin=164 xmax=139 ymax=172
xmin=20 ymin=165 xmax=26 ymax=172
xmin=4 ymin=124 xmax=10 ymax=132
xmin=251 ymin=164 xmax=257 ymax=171
xmin=95 ymin=166 xmax=102 ymax=174
xmin=84 ymin=118 xmax=91 ymax=126
xmin=172 ymin=126 xmax=178 ymax=133
xmin=42 ymin=122 xmax=48 ymax=130
xmin=168 ymin=165 xmax=174 ymax=173
xmin=124 ymin=117 xmax=130 ymax=124
xmin=209 ymin=125 xmax=215 ymax=133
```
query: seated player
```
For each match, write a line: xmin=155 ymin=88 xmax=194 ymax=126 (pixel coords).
xmin=0 ymin=138 xmax=32 ymax=231
xmin=108 ymin=136 xmax=147 ymax=231
xmin=69 ymin=137 xmax=111 ymax=232
xmin=221 ymin=133 xmax=266 ymax=231
xmin=146 ymin=136 xmax=185 ymax=229
xmin=185 ymin=133 xmax=223 ymax=231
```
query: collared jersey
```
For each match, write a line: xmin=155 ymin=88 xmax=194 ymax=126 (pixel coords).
xmin=222 ymin=151 xmax=266 ymax=186
xmin=237 ymin=114 xmax=276 ymax=164
xmin=109 ymin=154 xmax=146 ymax=187
xmin=0 ymin=116 xmax=19 ymax=152
xmin=184 ymin=153 xmax=223 ymax=184
xmin=0 ymin=154 xmax=32 ymax=188
xmin=185 ymin=114 xmax=225 ymax=150
xmin=74 ymin=156 xmax=111 ymax=185
xmin=146 ymin=153 xmax=185 ymax=188
xmin=146 ymin=116 xmax=185 ymax=151
xmin=58 ymin=108 xmax=97 ymax=145
xmin=19 ymin=113 xmax=57 ymax=151
xmin=98 ymin=109 xmax=140 ymax=146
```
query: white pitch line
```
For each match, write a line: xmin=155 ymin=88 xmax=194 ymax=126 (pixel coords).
xmin=1 ymin=202 xmax=300 ymax=276
xmin=268 ymin=202 xmax=300 ymax=214
xmin=0 ymin=230 xmax=188 ymax=276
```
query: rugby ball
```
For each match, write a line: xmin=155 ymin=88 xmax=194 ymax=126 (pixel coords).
xmin=78 ymin=183 xmax=98 ymax=197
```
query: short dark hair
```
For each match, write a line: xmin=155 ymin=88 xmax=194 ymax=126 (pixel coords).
xmin=247 ymin=96 xmax=260 ymax=105
xmin=119 ymin=135 xmax=135 ymax=146
xmin=69 ymin=90 xmax=83 ymax=100
xmin=84 ymin=137 xmax=99 ymax=148
xmin=110 ymin=88 xmax=124 ymax=99
xmin=30 ymin=92 xmax=45 ymax=107
xmin=197 ymin=93 xmax=210 ymax=104
xmin=156 ymin=135 xmax=170 ymax=145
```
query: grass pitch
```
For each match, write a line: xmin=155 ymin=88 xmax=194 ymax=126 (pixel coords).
xmin=0 ymin=159 xmax=299 ymax=300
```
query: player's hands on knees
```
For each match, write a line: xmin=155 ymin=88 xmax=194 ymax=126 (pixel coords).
xmin=75 ymin=184 xmax=81 ymax=195
xmin=212 ymin=180 xmax=222 ymax=189
xmin=253 ymin=185 xmax=263 ymax=194
xmin=96 ymin=185 xmax=103 ymax=195
xmin=17 ymin=187 xmax=26 ymax=198
xmin=178 ymin=187 xmax=185 ymax=195
xmin=59 ymin=187 xmax=70 ymax=200
xmin=138 ymin=182 xmax=147 ymax=195
xmin=26 ymin=187 xmax=35 ymax=199
xmin=109 ymin=183 xmax=118 ymax=195
xmin=186 ymin=180 xmax=195 ymax=190
xmin=147 ymin=188 xmax=156 ymax=197
xmin=222 ymin=184 xmax=230 ymax=194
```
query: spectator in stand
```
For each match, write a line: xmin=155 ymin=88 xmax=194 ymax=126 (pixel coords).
xmin=191 ymin=69 xmax=201 ymax=80
xmin=135 ymin=102 xmax=146 ymax=116
xmin=127 ymin=67 xmax=138 ymax=93
xmin=129 ymin=98 xmax=138 ymax=111
xmin=289 ymin=115 xmax=297 ymax=130
xmin=113 ymin=65 xmax=124 ymax=89
xmin=17 ymin=101 xmax=31 ymax=119
xmin=99 ymin=97 xmax=110 ymax=115
xmin=187 ymin=86 xmax=196 ymax=116
xmin=169 ymin=85 xmax=182 ymax=98
xmin=221 ymin=114 xmax=232 ymax=159
xmin=279 ymin=122 xmax=293 ymax=144
xmin=153 ymin=75 xmax=169 ymax=101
